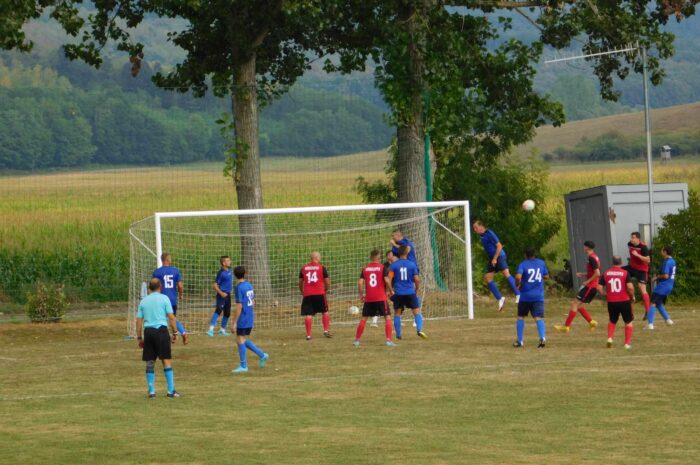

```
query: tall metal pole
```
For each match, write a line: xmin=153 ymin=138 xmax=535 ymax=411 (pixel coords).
xmin=641 ymin=46 xmax=656 ymax=246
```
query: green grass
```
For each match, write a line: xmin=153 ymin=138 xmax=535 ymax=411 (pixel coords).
xmin=1 ymin=299 xmax=699 ymax=464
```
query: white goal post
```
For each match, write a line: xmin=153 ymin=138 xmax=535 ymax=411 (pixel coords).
xmin=128 ymin=201 xmax=473 ymax=336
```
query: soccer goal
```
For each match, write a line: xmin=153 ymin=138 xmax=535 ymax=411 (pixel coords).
xmin=128 ymin=201 xmax=474 ymax=336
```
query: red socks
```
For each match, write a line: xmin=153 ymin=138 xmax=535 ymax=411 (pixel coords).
xmin=564 ymin=310 xmax=577 ymax=327
xmin=642 ymin=293 xmax=651 ymax=313
xmin=578 ymin=306 xmax=593 ymax=322
xmin=385 ymin=318 xmax=393 ymax=341
xmin=322 ymin=312 xmax=331 ymax=332
xmin=304 ymin=317 xmax=312 ymax=337
xmin=355 ymin=319 xmax=366 ymax=340
xmin=624 ymin=325 xmax=633 ymax=345
xmin=607 ymin=322 xmax=616 ymax=339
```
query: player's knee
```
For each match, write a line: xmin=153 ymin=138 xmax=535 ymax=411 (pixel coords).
xmin=215 ymin=308 xmax=223 ymax=316
xmin=146 ymin=360 xmax=155 ymax=371
xmin=224 ymin=309 xmax=231 ymax=318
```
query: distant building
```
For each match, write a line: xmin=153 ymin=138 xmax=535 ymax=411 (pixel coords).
xmin=661 ymin=145 xmax=672 ymax=163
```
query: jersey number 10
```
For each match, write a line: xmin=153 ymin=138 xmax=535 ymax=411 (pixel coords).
xmin=607 ymin=277 xmax=622 ymax=293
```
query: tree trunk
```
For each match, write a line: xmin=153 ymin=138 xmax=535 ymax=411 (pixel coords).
xmin=232 ymin=53 xmax=272 ymax=300
xmin=396 ymin=1 xmax=436 ymax=288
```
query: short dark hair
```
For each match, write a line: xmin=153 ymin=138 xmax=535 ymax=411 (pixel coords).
xmin=220 ymin=255 xmax=230 ymax=265
xmin=398 ymin=245 xmax=410 ymax=257
xmin=386 ymin=250 xmax=393 ymax=258
xmin=472 ymin=220 xmax=485 ymax=227
xmin=161 ymin=252 xmax=171 ymax=262
xmin=663 ymin=245 xmax=674 ymax=255
xmin=612 ymin=255 xmax=623 ymax=265
xmin=631 ymin=232 xmax=641 ymax=239
xmin=233 ymin=265 xmax=246 ymax=279
xmin=148 ymin=278 xmax=161 ymax=292
xmin=524 ymin=247 xmax=536 ymax=259
xmin=392 ymin=230 xmax=403 ymax=236
xmin=370 ymin=249 xmax=381 ymax=260
xmin=583 ymin=240 xmax=595 ymax=249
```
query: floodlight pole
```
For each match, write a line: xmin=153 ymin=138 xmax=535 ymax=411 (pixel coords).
xmin=641 ymin=46 xmax=656 ymax=247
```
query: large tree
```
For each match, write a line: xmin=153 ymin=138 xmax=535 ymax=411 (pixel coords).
xmin=1 ymin=0 xmax=366 ymax=298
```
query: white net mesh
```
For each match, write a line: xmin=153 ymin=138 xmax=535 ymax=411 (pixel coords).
xmin=128 ymin=203 xmax=471 ymax=335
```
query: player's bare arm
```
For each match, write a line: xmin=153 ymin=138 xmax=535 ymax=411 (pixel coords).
xmin=136 ymin=317 xmax=144 ymax=346
xmin=324 ymin=277 xmax=331 ymax=292
xmin=167 ymin=312 xmax=178 ymax=343
xmin=214 ymin=282 xmax=227 ymax=298
xmin=413 ymin=275 xmax=421 ymax=295
xmin=585 ymin=269 xmax=601 ymax=287
xmin=492 ymin=242 xmax=503 ymax=265
xmin=627 ymin=282 xmax=636 ymax=301
xmin=515 ymin=273 xmax=522 ymax=288
xmin=234 ymin=302 xmax=243 ymax=326
xmin=358 ymin=278 xmax=365 ymax=302
xmin=177 ymin=281 xmax=184 ymax=301
xmin=298 ymin=278 xmax=304 ymax=294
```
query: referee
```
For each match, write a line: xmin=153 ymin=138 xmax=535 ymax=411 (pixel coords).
xmin=137 ymin=278 xmax=180 ymax=398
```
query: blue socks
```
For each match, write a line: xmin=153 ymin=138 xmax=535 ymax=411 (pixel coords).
xmin=487 ymin=281 xmax=503 ymax=300
xmin=245 ymin=340 xmax=264 ymax=358
xmin=507 ymin=275 xmax=520 ymax=295
xmin=648 ymin=305 xmax=656 ymax=324
xmin=146 ymin=367 xmax=155 ymax=393
xmin=164 ymin=366 xmax=174 ymax=393
xmin=415 ymin=313 xmax=424 ymax=332
xmin=657 ymin=303 xmax=670 ymax=321
xmin=238 ymin=343 xmax=247 ymax=368
xmin=394 ymin=315 xmax=402 ymax=339
xmin=176 ymin=319 xmax=186 ymax=334
xmin=516 ymin=319 xmax=525 ymax=343
xmin=536 ymin=319 xmax=546 ymax=340
xmin=221 ymin=317 xmax=229 ymax=330
xmin=210 ymin=312 xmax=220 ymax=327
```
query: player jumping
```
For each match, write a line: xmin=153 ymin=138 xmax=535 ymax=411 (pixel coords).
xmin=555 ymin=240 xmax=599 ymax=332
xmin=472 ymin=220 xmax=520 ymax=311
xmin=354 ymin=250 xmax=396 ymax=347
xmin=299 ymin=251 xmax=331 ymax=340
xmin=602 ymin=256 xmax=636 ymax=350
xmin=514 ymin=247 xmax=549 ymax=348
xmin=388 ymin=245 xmax=427 ymax=340
xmin=624 ymin=232 xmax=652 ymax=318
xmin=647 ymin=245 xmax=676 ymax=329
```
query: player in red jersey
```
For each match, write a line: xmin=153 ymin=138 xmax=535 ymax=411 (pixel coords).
xmin=555 ymin=240 xmax=599 ymax=332
xmin=601 ymin=256 xmax=636 ymax=349
xmin=624 ymin=232 xmax=652 ymax=318
xmin=353 ymin=250 xmax=396 ymax=347
xmin=299 ymin=251 xmax=331 ymax=340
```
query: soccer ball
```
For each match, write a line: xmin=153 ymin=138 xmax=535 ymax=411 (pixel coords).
xmin=522 ymin=199 xmax=535 ymax=212
xmin=348 ymin=305 xmax=360 ymax=316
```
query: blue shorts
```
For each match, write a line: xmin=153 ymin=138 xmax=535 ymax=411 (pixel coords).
xmin=485 ymin=255 xmax=509 ymax=273
xmin=517 ymin=301 xmax=544 ymax=318
xmin=392 ymin=294 xmax=421 ymax=311
xmin=236 ymin=327 xmax=252 ymax=336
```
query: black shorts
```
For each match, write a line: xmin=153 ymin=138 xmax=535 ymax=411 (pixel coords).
xmin=576 ymin=286 xmax=598 ymax=303
xmin=392 ymin=294 xmax=421 ymax=311
xmin=650 ymin=292 xmax=668 ymax=306
xmin=142 ymin=326 xmax=172 ymax=361
xmin=363 ymin=301 xmax=389 ymax=317
xmin=236 ymin=327 xmax=252 ymax=336
xmin=216 ymin=294 xmax=231 ymax=311
xmin=608 ymin=301 xmax=634 ymax=324
xmin=623 ymin=265 xmax=648 ymax=284
xmin=301 ymin=295 xmax=328 ymax=316
xmin=517 ymin=301 xmax=544 ymax=318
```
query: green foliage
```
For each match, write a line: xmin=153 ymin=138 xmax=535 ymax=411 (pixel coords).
xmin=25 ymin=281 xmax=68 ymax=323
xmin=654 ymin=191 xmax=700 ymax=298
xmin=355 ymin=142 xmax=399 ymax=205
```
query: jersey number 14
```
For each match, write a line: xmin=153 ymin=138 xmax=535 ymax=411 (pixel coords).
xmin=306 ymin=271 xmax=318 ymax=283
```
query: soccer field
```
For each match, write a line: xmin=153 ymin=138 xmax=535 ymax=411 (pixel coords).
xmin=1 ymin=299 xmax=698 ymax=465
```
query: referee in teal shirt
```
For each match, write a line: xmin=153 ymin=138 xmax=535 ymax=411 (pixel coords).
xmin=137 ymin=278 xmax=180 ymax=398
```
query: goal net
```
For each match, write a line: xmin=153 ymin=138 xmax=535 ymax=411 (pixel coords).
xmin=128 ymin=201 xmax=473 ymax=335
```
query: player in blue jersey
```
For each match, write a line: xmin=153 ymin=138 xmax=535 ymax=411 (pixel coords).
xmin=136 ymin=278 xmax=179 ymax=398
xmin=472 ymin=220 xmax=520 ymax=311
xmin=207 ymin=255 xmax=234 ymax=337
xmin=388 ymin=245 xmax=427 ymax=340
xmin=152 ymin=253 xmax=188 ymax=345
xmin=390 ymin=230 xmax=419 ymax=271
xmin=514 ymin=248 xmax=549 ymax=348
xmin=231 ymin=266 xmax=269 ymax=373
xmin=647 ymin=245 xmax=676 ymax=330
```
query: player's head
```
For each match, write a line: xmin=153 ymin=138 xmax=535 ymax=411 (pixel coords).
xmin=630 ymin=232 xmax=641 ymax=245
xmin=612 ymin=255 xmax=623 ymax=266
xmin=310 ymin=251 xmax=321 ymax=263
xmin=662 ymin=245 xmax=673 ymax=257
xmin=392 ymin=230 xmax=404 ymax=242
xmin=370 ymin=249 xmax=381 ymax=262
xmin=220 ymin=255 xmax=231 ymax=268
xmin=148 ymin=278 xmax=161 ymax=293
xmin=398 ymin=245 xmax=410 ymax=258
xmin=583 ymin=240 xmax=595 ymax=254
xmin=386 ymin=250 xmax=397 ymax=263
xmin=160 ymin=253 xmax=172 ymax=266
xmin=233 ymin=265 xmax=246 ymax=279
xmin=472 ymin=220 xmax=486 ymax=234
xmin=524 ymin=247 xmax=536 ymax=259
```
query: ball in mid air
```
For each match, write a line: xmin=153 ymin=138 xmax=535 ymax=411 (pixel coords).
xmin=349 ymin=305 xmax=360 ymax=316
xmin=522 ymin=199 xmax=536 ymax=212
